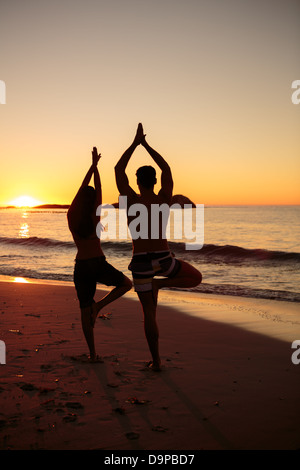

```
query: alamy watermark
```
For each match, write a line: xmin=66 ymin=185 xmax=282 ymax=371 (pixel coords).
xmin=0 ymin=80 xmax=6 ymax=104
xmin=291 ymin=340 xmax=300 ymax=365
xmin=96 ymin=196 xmax=204 ymax=250
xmin=291 ymin=80 xmax=300 ymax=105
xmin=0 ymin=340 xmax=6 ymax=364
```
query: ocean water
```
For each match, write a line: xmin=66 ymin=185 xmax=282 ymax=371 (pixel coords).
xmin=0 ymin=205 xmax=299 ymax=302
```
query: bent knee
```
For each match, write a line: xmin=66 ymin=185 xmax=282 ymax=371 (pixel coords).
xmin=177 ymin=260 xmax=202 ymax=286
xmin=122 ymin=276 xmax=133 ymax=290
xmin=194 ymin=270 xmax=202 ymax=286
xmin=187 ymin=270 xmax=202 ymax=287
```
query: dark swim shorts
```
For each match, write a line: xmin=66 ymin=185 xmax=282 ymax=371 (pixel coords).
xmin=128 ymin=250 xmax=181 ymax=292
xmin=74 ymin=256 xmax=124 ymax=308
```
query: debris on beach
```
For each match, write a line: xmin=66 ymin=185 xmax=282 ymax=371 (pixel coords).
xmin=126 ymin=397 xmax=150 ymax=405
xmin=98 ymin=312 xmax=112 ymax=320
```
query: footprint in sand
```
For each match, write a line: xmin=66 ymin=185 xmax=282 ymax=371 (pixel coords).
xmin=63 ymin=413 xmax=77 ymax=423
xmin=68 ymin=354 xmax=104 ymax=364
xmin=152 ymin=425 xmax=168 ymax=432
xmin=65 ymin=402 xmax=84 ymax=410
xmin=125 ymin=432 xmax=140 ymax=440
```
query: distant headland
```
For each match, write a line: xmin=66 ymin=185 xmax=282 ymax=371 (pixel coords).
xmin=1 ymin=195 xmax=196 ymax=210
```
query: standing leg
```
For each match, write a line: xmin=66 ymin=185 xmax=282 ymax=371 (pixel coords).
xmin=137 ymin=291 xmax=161 ymax=371
xmin=80 ymin=306 xmax=98 ymax=361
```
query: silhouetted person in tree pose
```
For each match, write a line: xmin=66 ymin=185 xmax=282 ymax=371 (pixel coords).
xmin=68 ymin=147 xmax=132 ymax=361
xmin=115 ymin=124 xmax=202 ymax=370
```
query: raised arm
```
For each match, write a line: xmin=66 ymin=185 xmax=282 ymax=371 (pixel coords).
xmin=114 ymin=124 xmax=144 ymax=196
xmin=141 ymin=137 xmax=173 ymax=201
xmin=92 ymin=147 xmax=102 ymax=207
xmin=68 ymin=147 xmax=101 ymax=213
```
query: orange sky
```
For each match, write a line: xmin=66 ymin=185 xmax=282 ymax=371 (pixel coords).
xmin=1 ymin=0 xmax=299 ymax=206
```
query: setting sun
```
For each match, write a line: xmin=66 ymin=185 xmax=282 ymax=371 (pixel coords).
xmin=9 ymin=196 xmax=42 ymax=208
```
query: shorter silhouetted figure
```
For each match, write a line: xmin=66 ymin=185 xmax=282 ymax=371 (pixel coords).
xmin=68 ymin=147 xmax=132 ymax=361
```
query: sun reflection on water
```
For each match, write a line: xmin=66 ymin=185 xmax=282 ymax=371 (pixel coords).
xmin=19 ymin=223 xmax=29 ymax=238
xmin=19 ymin=211 xmax=30 ymax=238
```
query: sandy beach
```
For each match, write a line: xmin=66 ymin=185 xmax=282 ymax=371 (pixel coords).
xmin=0 ymin=278 xmax=299 ymax=450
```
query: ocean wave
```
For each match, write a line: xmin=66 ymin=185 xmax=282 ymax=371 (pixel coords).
xmin=168 ymin=242 xmax=300 ymax=265
xmin=0 ymin=262 xmax=299 ymax=303
xmin=0 ymin=236 xmax=133 ymax=252
xmin=0 ymin=266 xmax=73 ymax=283
xmin=1 ymin=236 xmax=299 ymax=265
xmin=0 ymin=236 xmax=75 ymax=249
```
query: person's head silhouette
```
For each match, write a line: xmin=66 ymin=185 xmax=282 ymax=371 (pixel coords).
xmin=136 ymin=165 xmax=157 ymax=190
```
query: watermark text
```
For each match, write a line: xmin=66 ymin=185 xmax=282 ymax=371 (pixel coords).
xmin=291 ymin=80 xmax=300 ymax=104
xmin=0 ymin=80 xmax=6 ymax=104
xmin=96 ymin=196 xmax=204 ymax=250
xmin=291 ymin=340 xmax=300 ymax=365
xmin=0 ymin=340 xmax=6 ymax=364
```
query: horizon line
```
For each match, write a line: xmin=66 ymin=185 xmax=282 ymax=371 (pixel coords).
xmin=1 ymin=203 xmax=300 ymax=209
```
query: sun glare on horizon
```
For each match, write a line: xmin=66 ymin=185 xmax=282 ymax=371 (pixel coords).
xmin=9 ymin=196 xmax=43 ymax=208
xmin=13 ymin=277 xmax=29 ymax=284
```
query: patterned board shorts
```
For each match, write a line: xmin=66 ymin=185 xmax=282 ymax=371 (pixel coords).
xmin=128 ymin=250 xmax=181 ymax=293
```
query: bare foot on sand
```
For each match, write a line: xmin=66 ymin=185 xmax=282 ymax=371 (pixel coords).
xmin=88 ymin=354 xmax=104 ymax=363
xmin=146 ymin=360 xmax=162 ymax=372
